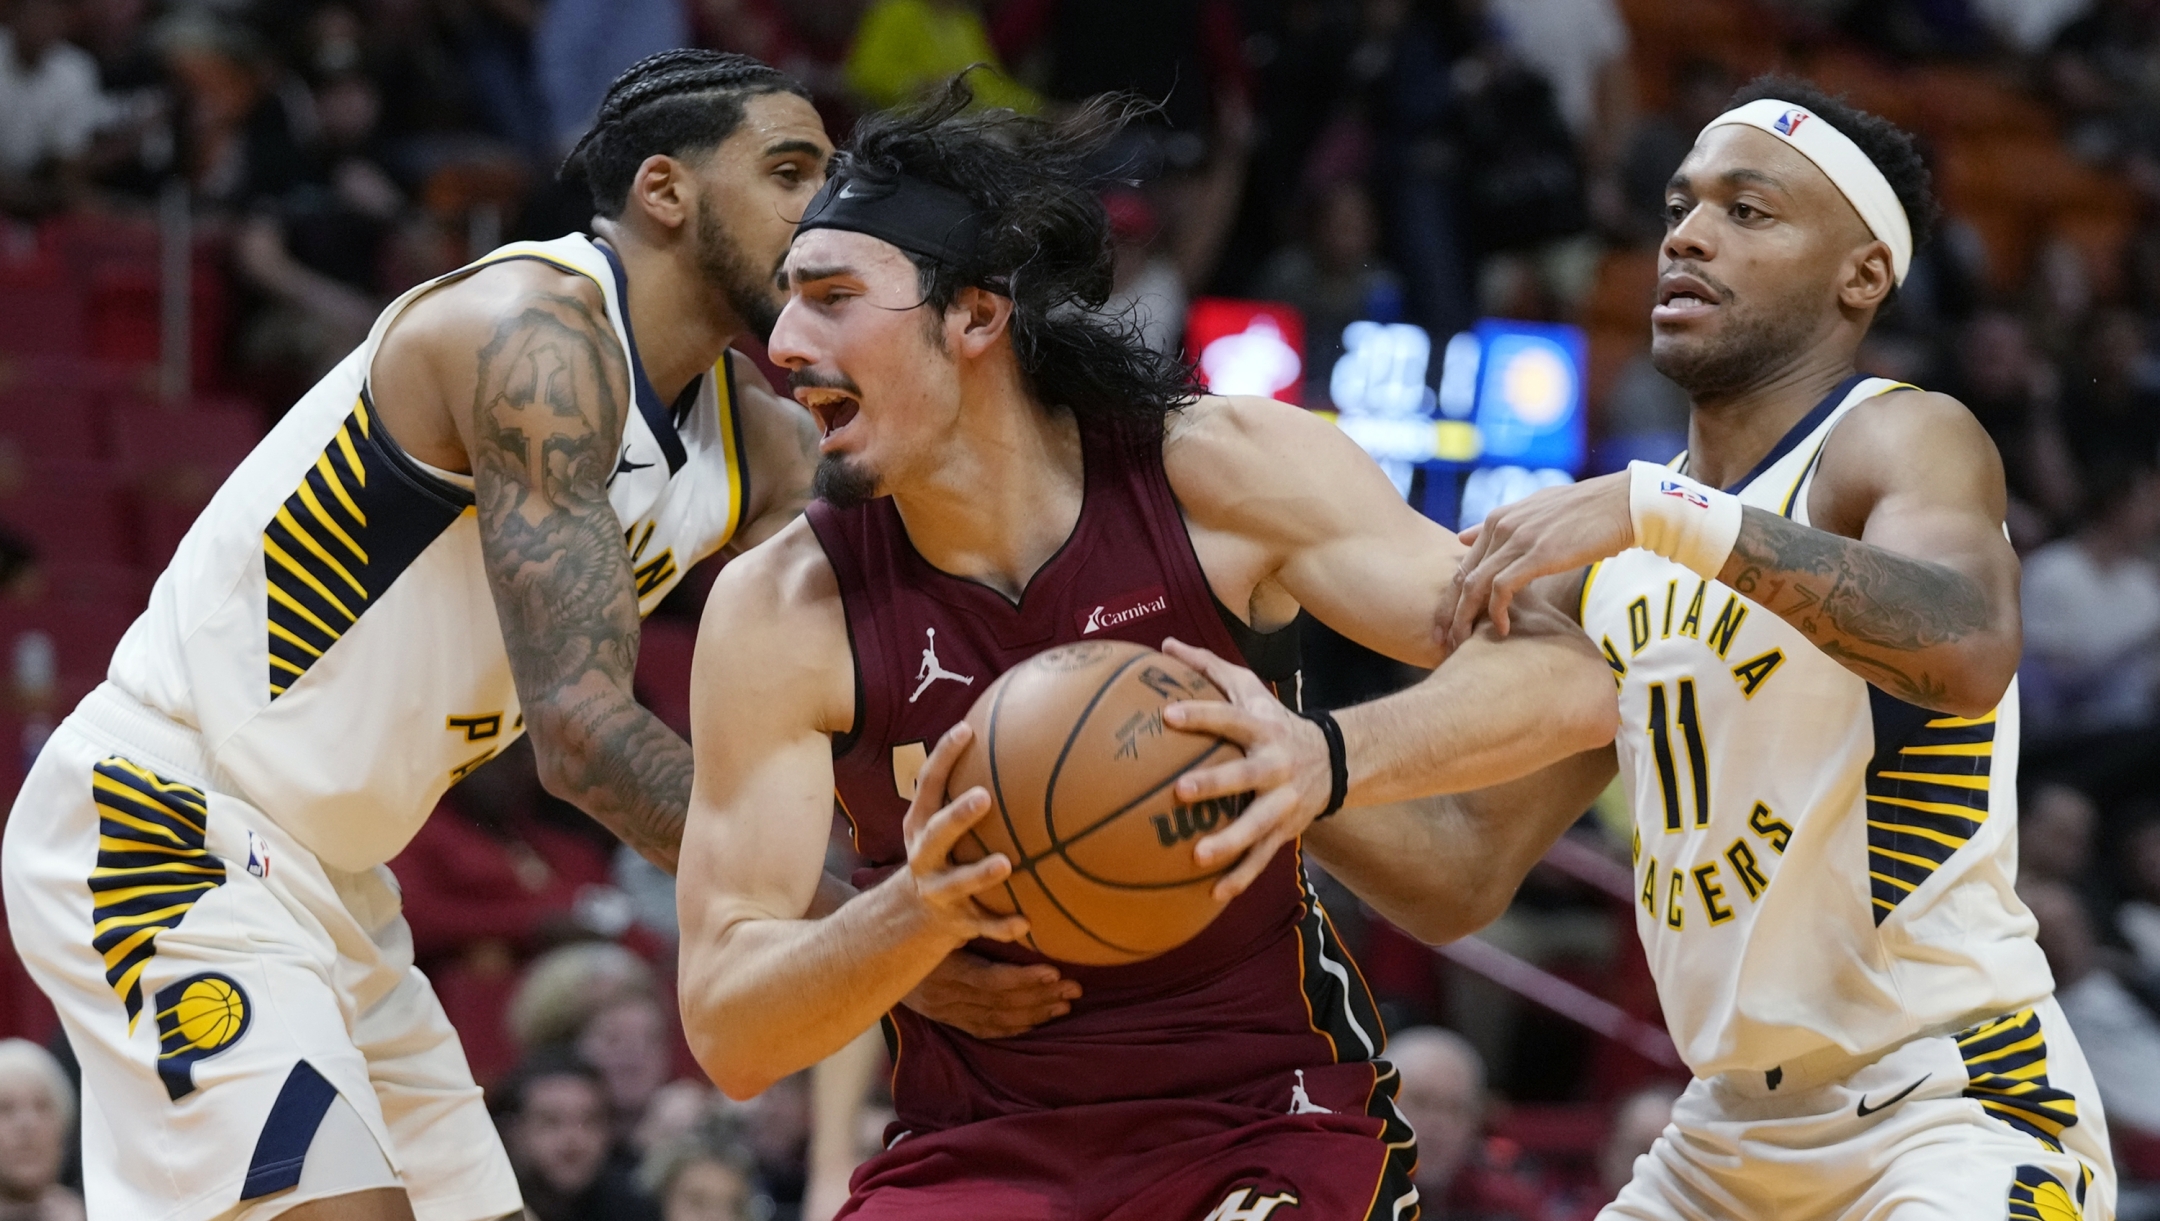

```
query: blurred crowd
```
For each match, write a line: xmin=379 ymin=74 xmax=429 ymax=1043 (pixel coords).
xmin=12 ymin=0 xmax=2160 ymax=1217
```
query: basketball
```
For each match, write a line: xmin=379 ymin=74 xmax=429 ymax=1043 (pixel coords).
xmin=946 ymin=640 xmax=1251 ymax=966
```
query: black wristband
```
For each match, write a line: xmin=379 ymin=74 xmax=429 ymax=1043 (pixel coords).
xmin=1299 ymin=709 xmax=1349 ymax=822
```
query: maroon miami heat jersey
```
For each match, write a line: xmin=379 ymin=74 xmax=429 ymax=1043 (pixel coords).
xmin=807 ymin=416 xmax=1417 ymax=1218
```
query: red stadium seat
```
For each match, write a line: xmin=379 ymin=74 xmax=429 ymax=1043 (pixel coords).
xmin=0 ymin=460 xmax=130 ymax=565
xmin=0 ymin=381 xmax=105 ymax=462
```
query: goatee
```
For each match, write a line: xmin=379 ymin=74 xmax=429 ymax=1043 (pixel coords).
xmin=814 ymin=454 xmax=880 ymax=509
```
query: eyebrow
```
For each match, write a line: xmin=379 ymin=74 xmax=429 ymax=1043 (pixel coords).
xmin=763 ymin=139 xmax=827 ymax=160
xmin=1666 ymin=167 xmax=1790 ymax=195
xmin=788 ymin=263 xmax=855 ymax=286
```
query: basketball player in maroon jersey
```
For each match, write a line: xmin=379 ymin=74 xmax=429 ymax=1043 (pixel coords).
xmin=673 ymin=83 xmax=1618 ymax=1219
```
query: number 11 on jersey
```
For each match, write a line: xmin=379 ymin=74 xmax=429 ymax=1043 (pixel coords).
xmin=1647 ymin=679 xmax=1709 ymax=831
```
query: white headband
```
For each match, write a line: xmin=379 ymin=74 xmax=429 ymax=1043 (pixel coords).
xmin=1699 ymin=98 xmax=1913 ymax=284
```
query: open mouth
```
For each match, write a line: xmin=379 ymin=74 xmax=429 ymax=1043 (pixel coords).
xmin=1654 ymin=273 xmax=1722 ymax=322
xmin=796 ymin=387 xmax=861 ymax=446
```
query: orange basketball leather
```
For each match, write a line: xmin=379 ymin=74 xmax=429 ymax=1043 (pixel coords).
xmin=946 ymin=640 xmax=1249 ymax=965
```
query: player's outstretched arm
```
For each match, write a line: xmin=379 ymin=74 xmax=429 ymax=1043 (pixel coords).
xmin=1448 ymin=391 xmax=2020 ymax=716
xmin=1305 ymin=745 xmax=1619 ymax=944
xmin=450 ymin=278 xmax=700 ymax=871
xmin=676 ymin=528 xmax=1030 ymax=1099
xmin=1160 ymin=398 xmax=1619 ymax=899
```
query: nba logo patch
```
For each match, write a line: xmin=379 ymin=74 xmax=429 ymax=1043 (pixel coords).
xmin=1659 ymin=480 xmax=1711 ymax=510
xmin=244 ymin=829 xmax=269 ymax=878
xmin=1774 ymin=109 xmax=1810 ymax=136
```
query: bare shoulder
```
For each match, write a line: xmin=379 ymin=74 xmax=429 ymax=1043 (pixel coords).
xmin=378 ymin=258 xmax=614 ymax=372
xmin=1812 ymin=387 xmax=2007 ymax=533
xmin=697 ymin=515 xmax=854 ymax=736
xmin=1162 ymin=394 xmax=1389 ymax=529
xmin=726 ymin=349 xmax=819 ymax=531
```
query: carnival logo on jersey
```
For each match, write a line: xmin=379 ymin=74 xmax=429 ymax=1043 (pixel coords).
xmin=1659 ymin=480 xmax=1711 ymax=510
xmin=1079 ymin=585 xmax=1169 ymax=635
xmin=1774 ymin=109 xmax=1810 ymax=137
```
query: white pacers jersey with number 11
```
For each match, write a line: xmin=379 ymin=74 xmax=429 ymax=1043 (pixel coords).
xmin=1579 ymin=374 xmax=2051 ymax=1077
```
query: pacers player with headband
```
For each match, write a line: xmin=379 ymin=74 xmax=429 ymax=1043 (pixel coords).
xmin=1174 ymin=77 xmax=2112 ymax=1219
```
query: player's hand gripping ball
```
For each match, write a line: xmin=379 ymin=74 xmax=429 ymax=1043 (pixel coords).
xmin=947 ymin=640 xmax=1252 ymax=965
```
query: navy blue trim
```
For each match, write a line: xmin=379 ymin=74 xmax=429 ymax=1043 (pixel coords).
xmin=241 ymin=1060 xmax=340 ymax=1200
xmin=594 ymin=239 xmax=690 ymax=476
xmin=1723 ymin=372 xmax=1871 ymax=495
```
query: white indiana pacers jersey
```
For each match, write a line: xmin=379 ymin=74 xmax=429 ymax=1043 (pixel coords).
xmin=1581 ymin=374 xmax=2051 ymax=1078
xmin=102 ymin=234 xmax=751 ymax=872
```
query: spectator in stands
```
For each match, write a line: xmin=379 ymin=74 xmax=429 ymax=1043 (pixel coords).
xmin=1483 ymin=0 xmax=1633 ymax=236
xmin=494 ymin=1050 xmax=657 ymax=1221
xmin=0 ymin=1039 xmax=80 ymax=1221
xmin=2061 ymin=309 xmax=2160 ymax=472
xmin=1594 ymin=1085 xmax=1681 ymax=1202
xmin=2025 ymin=878 xmax=2160 ymax=1138
xmin=994 ymin=0 xmax=1250 ymax=142
xmin=1391 ymin=1025 xmax=1554 ymax=1220
xmin=2022 ymin=782 xmax=2101 ymax=886
xmin=2115 ymin=811 xmax=2160 ymax=975
xmin=155 ymin=12 xmax=313 ymax=208
xmin=639 ymin=1112 xmax=761 ymax=1221
xmin=1254 ymin=178 xmax=1405 ymax=403
xmin=843 ymin=0 xmax=1039 ymax=114
xmin=2021 ymin=458 xmax=2160 ymax=734
xmin=1102 ymin=188 xmax=1184 ymax=358
xmin=0 ymin=0 xmax=104 ymax=217
xmin=535 ymin=0 xmax=690 ymax=158
xmin=579 ymin=987 xmax=678 ymax=1155
xmin=1943 ymin=310 xmax=2077 ymax=529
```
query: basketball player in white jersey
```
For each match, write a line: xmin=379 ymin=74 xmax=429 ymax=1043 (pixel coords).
xmin=0 ymin=50 xmax=867 ymax=1221
xmin=1169 ymin=76 xmax=2114 ymax=1219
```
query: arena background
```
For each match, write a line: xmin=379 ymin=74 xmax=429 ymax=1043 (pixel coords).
xmin=1 ymin=0 xmax=2158 ymax=1217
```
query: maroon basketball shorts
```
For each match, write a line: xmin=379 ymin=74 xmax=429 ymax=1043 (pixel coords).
xmin=838 ymin=1095 xmax=1420 ymax=1221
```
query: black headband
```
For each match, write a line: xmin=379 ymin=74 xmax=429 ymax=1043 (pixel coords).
xmin=794 ymin=172 xmax=985 ymax=271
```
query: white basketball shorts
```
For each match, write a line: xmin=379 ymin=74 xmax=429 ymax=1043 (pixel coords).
xmin=0 ymin=684 xmax=522 ymax=1221
xmin=1603 ymin=997 xmax=2115 ymax=1220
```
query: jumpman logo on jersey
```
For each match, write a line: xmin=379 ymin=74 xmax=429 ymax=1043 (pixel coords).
xmin=1288 ymin=1069 xmax=1332 ymax=1115
xmin=909 ymin=628 xmax=974 ymax=704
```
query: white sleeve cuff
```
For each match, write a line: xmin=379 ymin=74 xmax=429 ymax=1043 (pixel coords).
xmin=1628 ymin=461 xmax=1744 ymax=581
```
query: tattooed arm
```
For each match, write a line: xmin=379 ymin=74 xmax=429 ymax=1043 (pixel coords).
xmin=1447 ymin=389 xmax=2021 ymax=717
xmin=452 ymin=273 xmax=695 ymax=871
xmin=1714 ymin=391 xmax=2020 ymax=715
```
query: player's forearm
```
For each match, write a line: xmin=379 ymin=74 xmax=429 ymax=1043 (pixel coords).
xmin=681 ymin=876 xmax=960 ymax=1099
xmin=527 ymin=688 xmax=691 ymax=872
xmin=1307 ymin=746 xmax=1618 ymax=944
xmin=1336 ymin=624 xmax=1617 ymax=807
xmin=1719 ymin=507 xmax=2017 ymax=715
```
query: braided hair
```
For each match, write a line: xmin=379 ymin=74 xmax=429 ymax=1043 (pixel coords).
xmin=562 ymin=49 xmax=809 ymax=219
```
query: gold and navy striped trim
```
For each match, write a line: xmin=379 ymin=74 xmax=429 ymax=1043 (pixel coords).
xmin=88 ymin=758 xmax=224 ymax=1031
xmin=265 ymin=393 xmax=471 ymax=698
xmin=1959 ymin=1009 xmax=2080 ymax=1152
xmin=1866 ymin=708 xmax=1994 ymax=924
xmin=2008 ymin=1163 xmax=2085 ymax=1220
xmin=715 ymin=351 xmax=749 ymax=548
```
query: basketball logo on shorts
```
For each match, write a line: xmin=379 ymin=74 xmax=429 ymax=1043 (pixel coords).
xmin=153 ymin=972 xmax=252 ymax=1101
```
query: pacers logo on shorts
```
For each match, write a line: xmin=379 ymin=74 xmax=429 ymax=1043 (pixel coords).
xmin=153 ymin=972 xmax=251 ymax=1101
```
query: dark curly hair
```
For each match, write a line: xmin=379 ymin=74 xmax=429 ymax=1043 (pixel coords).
xmin=562 ymin=49 xmax=809 ymax=220
xmin=1727 ymin=75 xmax=1939 ymax=259
xmin=830 ymin=74 xmax=1200 ymax=425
